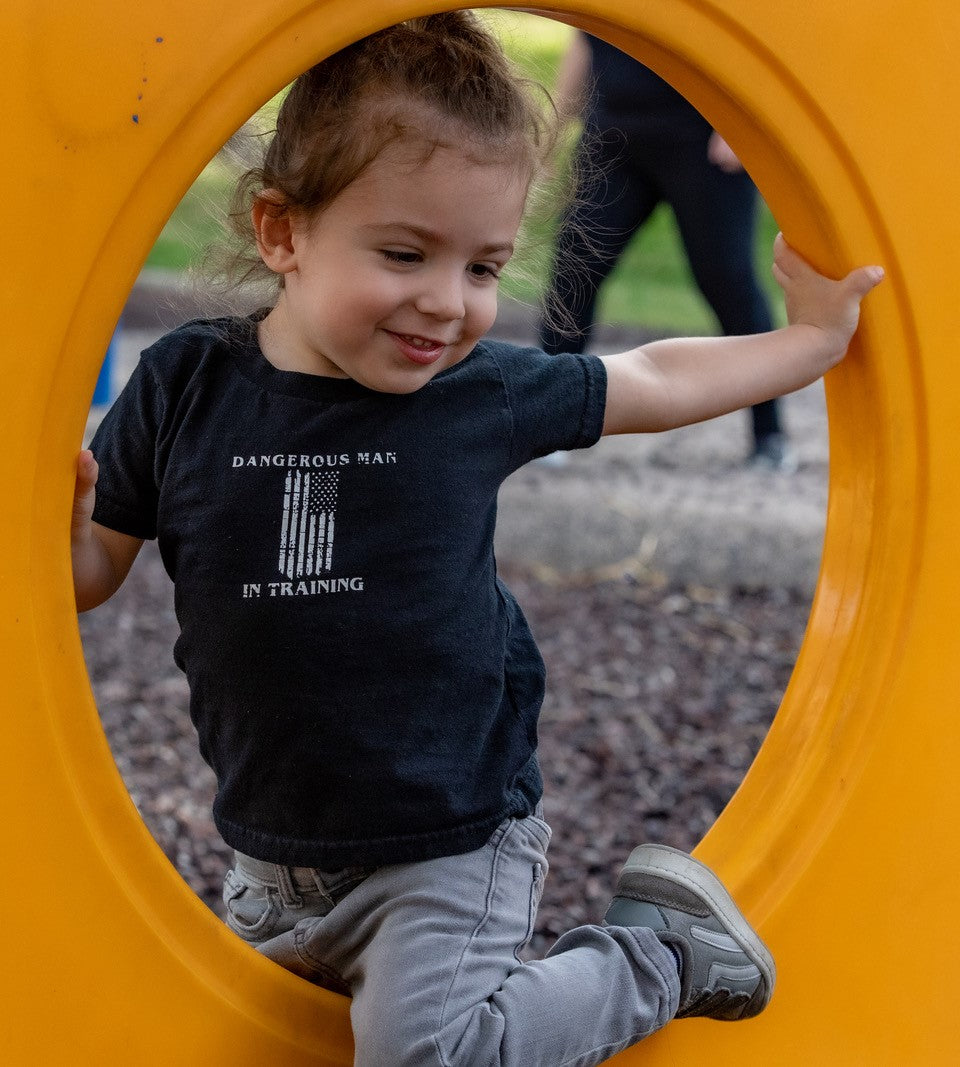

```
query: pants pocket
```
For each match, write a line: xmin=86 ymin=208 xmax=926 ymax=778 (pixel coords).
xmin=514 ymin=861 xmax=546 ymax=963
xmin=222 ymin=867 xmax=283 ymax=943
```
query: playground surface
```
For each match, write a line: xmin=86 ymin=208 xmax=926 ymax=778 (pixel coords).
xmin=79 ymin=269 xmax=826 ymax=956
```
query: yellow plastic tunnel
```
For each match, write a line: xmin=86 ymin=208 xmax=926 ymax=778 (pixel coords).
xmin=2 ymin=0 xmax=958 ymax=1062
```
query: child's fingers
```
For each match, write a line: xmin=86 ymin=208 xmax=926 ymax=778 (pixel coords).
xmin=76 ymin=449 xmax=99 ymax=491
xmin=774 ymin=233 xmax=884 ymax=309
xmin=843 ymin=264 xmax=885 ymax=300
xmin=772 ymin=232 xmax=806 ymax=280
xmin=776 ymin=232 xmax=884 ymax=287
xmin=72 ymin=450 xmax=99 ymax=534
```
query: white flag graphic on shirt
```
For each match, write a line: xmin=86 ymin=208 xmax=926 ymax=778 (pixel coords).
xmin=278 ymin=469 xmax=339 ymax=577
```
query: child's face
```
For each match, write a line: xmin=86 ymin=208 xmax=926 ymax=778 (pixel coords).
xmin=260 ymin=139 xmax=529 ymax=393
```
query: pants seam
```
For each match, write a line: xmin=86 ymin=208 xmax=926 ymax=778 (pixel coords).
xmin=436 ymin=818 xmax=517 ymax=1047
xmin=291 ymin=921 xmax=350 ymax=994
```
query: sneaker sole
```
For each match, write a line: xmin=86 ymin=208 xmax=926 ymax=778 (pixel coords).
xmin=621 ymin=843 xmax=776 ymax=998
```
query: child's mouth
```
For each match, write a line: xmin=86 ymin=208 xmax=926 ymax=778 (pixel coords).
xmin=390 ymin=331 xmax=448 ymax=366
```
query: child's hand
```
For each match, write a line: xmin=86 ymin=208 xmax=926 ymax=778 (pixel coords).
xmin=772 ymin=233 xmax=884 ymax=360
xmin=71 ymin=449 xmax=143 ymax=611
xmin=602 ymin=237 xmax=883 ymax=437
xmin=72 ymin=449 xmax=99 ymax=544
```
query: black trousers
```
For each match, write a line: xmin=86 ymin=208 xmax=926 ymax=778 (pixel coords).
xmin=538 ymin=124 xmax=782 ymax=443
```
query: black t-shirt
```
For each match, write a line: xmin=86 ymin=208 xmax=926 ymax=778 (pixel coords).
xmin=91 ymin=315 xmax=606 ymax=867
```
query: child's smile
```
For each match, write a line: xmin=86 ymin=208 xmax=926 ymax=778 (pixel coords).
xmin=257 ymin=138 xmax=530 ymax=393
xmin=388 ymin=331 xmax=449 ymax=366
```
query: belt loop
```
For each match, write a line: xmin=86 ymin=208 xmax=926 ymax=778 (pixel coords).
xmin=274 ymin=864 xmax=304 ymax=908
xmin=310 ymin=870 xmax=338 ymax=909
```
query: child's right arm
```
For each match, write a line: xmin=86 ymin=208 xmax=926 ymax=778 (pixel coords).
xmin=72 ymin=449 xmax=144 ymax=612
xmin=600 ymin=236 xmax=883 ymax=436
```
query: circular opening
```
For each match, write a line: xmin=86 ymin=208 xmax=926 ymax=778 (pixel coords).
xmin=35 ymin=0 xmax=914 ymax=1053
xmin=77 ymin=9 xmax=829 ymax=958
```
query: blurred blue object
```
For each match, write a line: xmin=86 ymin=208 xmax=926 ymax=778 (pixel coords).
xmin=93 ymin=323 xmax=121 ymax=406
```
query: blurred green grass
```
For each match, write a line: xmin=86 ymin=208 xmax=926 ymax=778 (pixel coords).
xmin=146 ymin=12 xmax=784 ymax=334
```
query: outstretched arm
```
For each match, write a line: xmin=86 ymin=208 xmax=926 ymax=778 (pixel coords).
xmin=601 ymin=234 xmax=884 ymax=436
xmin=72 ymin=449 xmax=144 ymax=612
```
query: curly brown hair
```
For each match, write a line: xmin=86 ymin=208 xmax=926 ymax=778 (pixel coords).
xmin=223 ymin=11 xmax=557 ymax=294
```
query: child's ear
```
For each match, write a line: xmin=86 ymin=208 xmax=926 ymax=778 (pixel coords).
xmin=252 ymin=191 xmax=297 ymax=274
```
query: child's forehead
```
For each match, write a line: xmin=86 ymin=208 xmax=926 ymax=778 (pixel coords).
xmin=364 ymin=139 xmax=528 ymax=198
xmin=337 ymin=142 xmax=529 ymax=243
xmin=353 ymin=141 xmax=528 ymax=210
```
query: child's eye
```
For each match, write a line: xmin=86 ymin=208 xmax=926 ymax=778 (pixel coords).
xmin=381 ymin=249 xmax=421 ymax=265
xmin=469 ymin=263 xmax=500 ymax=281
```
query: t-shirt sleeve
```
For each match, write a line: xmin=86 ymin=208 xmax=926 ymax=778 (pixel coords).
xmin=88 ymin=354 xmax=166 ymax=540
xmin=494 ymin=343 xmax=607 ymax=470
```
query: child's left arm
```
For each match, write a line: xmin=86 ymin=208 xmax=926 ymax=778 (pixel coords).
xmin=601 ymin=234 xmax=884 ymax=436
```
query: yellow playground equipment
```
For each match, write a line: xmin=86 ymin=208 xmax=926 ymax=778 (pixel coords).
xmin=3 ymin=0 xmax=958 ymax=1062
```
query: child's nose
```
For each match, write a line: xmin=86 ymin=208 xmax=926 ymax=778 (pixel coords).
xmin=415 ymin=271 xmax=466 ymax=321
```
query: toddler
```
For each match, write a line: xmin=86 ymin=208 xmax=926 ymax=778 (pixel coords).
xmin=72 ymin=13 xmax=882 ymax=1066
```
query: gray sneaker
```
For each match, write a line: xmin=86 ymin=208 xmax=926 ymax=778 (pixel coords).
xmin=603 ymin=844 xmax=775 ymax=1021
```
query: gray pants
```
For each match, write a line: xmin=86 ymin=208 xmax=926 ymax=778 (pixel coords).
xmin=223 ymin=813 xmax=679 ymax=1066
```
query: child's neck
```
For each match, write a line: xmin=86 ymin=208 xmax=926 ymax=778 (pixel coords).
xmin=257 ymin=303 xmax=350 ymax=380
